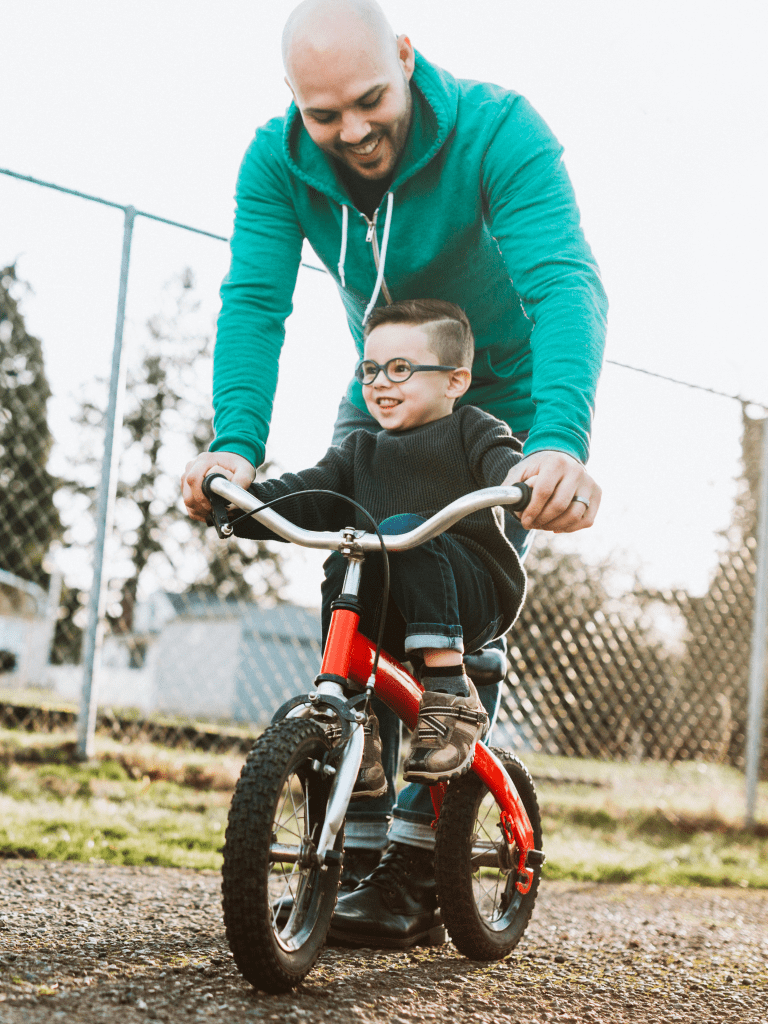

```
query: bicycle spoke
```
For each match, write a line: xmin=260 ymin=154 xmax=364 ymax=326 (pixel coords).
xmin=287 ymin=777 xmax=303 ymax=827
xmin=471 ymin=797 xmax=511 ymax=922
xmin=275 ymin=785 xmax=302 ymax=842
xmin=267 ymin=764 xmax=318 ymax=933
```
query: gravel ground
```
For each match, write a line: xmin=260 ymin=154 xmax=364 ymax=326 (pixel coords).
xmin=0 ymin=860 xmax=765 ymax=1024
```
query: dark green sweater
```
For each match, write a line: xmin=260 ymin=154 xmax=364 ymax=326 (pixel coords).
xmin=235 ymin=406 xmax=527 ymax=633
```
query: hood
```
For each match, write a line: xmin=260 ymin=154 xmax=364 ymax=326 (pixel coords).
xmin=281 ymin=51 xmax=460 ymax=204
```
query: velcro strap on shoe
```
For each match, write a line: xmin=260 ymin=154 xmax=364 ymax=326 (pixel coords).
xmin=417 ymin=705 xmax=486 ymax=740
xmin=457 ymin=707 xmax=487 ymax=725
xmin=417 ymin=713 xmax=452 ymax=740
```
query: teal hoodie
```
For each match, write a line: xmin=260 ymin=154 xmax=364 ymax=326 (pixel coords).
xmin=212 ymin=52 xmax=608 ymax=468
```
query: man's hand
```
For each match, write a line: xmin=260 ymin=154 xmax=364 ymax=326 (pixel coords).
xmin=181 ymin=451 xmax=256 ymax=522
xmin=503 ymin=450 xmax=601 ymax=533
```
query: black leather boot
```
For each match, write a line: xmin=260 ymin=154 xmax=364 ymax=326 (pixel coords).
xmin=327 ymin=842 xmax=446 ymax=949
xmin=338 ymin=847 xmax=382 ymax=895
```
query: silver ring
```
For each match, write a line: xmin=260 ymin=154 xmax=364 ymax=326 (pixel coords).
xmin=572 ymin=495 xmax=590 ymax=509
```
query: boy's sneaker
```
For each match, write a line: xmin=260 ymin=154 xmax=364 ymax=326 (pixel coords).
xmin=350 ymin=711 xmax=387 ymax=800
xmin=403 ymin=680 xmax=488 ymax=784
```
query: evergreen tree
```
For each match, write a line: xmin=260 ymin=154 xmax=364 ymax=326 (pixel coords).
xmin=63 ymin=270 xmax=285 ymax=653
xmin=0 ymin=265 xmax=62 ymax=587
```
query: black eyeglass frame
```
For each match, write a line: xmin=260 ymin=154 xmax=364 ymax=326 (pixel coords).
xmin=354 ymin=357 xmax=458 ymax=385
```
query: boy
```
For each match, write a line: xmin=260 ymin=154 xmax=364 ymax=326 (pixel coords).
xmin=230 ymin=298 xmax=526 ymax=788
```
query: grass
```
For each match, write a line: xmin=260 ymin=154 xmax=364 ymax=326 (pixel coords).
xmin=0 ymin=729 xmax=242 ymax=869
xmin=523 ymin=751 xmax=768 ymax=888
xmin=0 ymin=729 xmax=766 ymax=885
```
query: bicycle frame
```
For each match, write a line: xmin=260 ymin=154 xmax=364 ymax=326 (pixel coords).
xmin=321 ymin=594 xmax=537 ymax=895
xmin=203 ymin=471 xmax=539 ymax=895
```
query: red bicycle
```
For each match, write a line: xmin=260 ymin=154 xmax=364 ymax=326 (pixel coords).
xmin=204 ymin=473 xmax=544 ymax=994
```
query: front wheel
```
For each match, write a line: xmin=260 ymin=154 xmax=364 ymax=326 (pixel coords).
xmin=221 ymin=718 xmax=343 ymax=993
xmin=434 ymin=748 xmax=542 ymax=960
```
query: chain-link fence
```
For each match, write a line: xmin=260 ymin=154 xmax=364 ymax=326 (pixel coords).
xmin=1 ymin=169 xmax=767 ymax=811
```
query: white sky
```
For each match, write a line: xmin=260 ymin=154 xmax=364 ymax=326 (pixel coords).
xmin=3 ymin=0 xmax=767 ymax=604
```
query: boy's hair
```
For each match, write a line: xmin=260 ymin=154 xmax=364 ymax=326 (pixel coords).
xmin=364 ymin=299 xmax=474 ymax=368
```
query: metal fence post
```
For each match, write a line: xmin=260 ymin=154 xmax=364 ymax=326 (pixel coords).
xmin=76 ymin=205 xmax=136 ymax=760
xmin=745 ymin=414 xmax=768 ymax=825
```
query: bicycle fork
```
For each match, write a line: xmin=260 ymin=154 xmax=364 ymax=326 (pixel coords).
xmin=304 ymin=549 xmax=369 ymax=865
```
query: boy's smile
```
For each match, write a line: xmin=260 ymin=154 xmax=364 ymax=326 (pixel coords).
xmin=362 ymin=323 xmax=471 ymax=431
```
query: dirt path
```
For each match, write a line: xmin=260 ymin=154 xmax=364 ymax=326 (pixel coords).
xmin=0 ymin=860 xmax=765 ymax=1023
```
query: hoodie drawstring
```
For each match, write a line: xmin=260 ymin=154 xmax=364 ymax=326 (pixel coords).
xmin=337 ymin=204 xmax=349 ymax=288
xmin=362 ymin=191 xmax=394 ymax=326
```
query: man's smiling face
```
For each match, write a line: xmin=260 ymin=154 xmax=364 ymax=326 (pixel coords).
xmin=284 ymin=14 xmax=415 ymax=181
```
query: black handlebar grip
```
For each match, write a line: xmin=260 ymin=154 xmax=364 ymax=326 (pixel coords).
xmin=201 ymin=471 xmax=229 ymax=501
xmin=514 ymin=481 xmax=533 ymax=511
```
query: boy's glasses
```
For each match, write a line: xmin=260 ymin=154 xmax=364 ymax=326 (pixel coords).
xmin=355 ymin=357 xmax=457 ymax=386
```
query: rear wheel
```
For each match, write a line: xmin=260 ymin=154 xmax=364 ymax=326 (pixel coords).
xmin=434 ymin=748 xmax=542 ymax=960
xmin=222 ymin=718 xmax=343 ymax=992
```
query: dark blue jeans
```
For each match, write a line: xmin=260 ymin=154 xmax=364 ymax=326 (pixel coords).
xmin=321 ymin=516 xmax=504 ymax=662
xmin=330 ymin=396 xmax=534 ymax=851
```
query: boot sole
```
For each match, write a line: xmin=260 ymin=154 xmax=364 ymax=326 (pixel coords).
xmin=326 ymin=921 xmax=447 ymax=950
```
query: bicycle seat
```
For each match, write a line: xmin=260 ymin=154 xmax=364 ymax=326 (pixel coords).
xmin=463 ymin=645 xmax=507 ymax=686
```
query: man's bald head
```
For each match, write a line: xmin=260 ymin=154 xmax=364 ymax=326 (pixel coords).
xmin=282 ymin=0 xmax=397 ymax=78
xmin=281 ymin=0 xmax=415 ymax=182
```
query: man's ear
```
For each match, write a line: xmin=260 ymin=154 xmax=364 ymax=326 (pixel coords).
xmin=397 ymin=34 xmax=416 ymax=80
xmin=285 ymin=76 xmax=297 ymax=101
xmin=446 ymin=367 xmax=472 ymax=399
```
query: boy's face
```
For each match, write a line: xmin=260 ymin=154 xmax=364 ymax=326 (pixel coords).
xmin=362 ymin=323 xmax=471 ymax=432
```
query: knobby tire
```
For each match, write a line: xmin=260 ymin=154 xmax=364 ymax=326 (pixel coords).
xmin=434 ymin=748 xmax=542 ymax=960
xmin=221 ymin=718 xmax=343 ymax=993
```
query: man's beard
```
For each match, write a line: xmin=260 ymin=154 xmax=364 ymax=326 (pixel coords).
xmin=341 ymin=79 xmax=413 ymax=181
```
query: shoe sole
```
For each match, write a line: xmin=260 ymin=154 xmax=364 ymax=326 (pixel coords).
xmin=402 ymin=747 xmax=476 ymax=786
xmin=326 ymin=922 xmax=447 ymax=950
xmin=348 ymin=782 xmax=388 ymax=801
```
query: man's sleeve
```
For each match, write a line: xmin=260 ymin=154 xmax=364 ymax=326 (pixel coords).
xmin=211 ymin=127 xmax=305 ymax=467
xmin=482 ymin=96 xmax=608 ymax=464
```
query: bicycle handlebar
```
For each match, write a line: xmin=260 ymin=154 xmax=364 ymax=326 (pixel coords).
xmin=203 ymin=473 xmax=531 ymax=554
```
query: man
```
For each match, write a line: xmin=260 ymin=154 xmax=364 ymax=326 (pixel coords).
xmin=182 ymin=0 xmax=607 ymax=948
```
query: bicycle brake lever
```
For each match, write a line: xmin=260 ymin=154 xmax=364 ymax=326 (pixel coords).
xmin=202 ymin=472 xmax=235 ymax=538
xmin=208 ymin=494 xmax=234 ymax=538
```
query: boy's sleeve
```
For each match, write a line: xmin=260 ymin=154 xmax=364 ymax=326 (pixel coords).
xmin=232 ymin=437 xmax=356 ymax=541
xmin=461 ymin=407 xmax=524 ymax=488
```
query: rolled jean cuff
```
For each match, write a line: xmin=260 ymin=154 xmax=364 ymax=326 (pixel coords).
xmin=388 ymin=814 xmax=436 ymax=851
xmin=404 ymin=626 xmax=464 ymax=655
xmin=343 ymin=818 xmax=390 ymax=851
